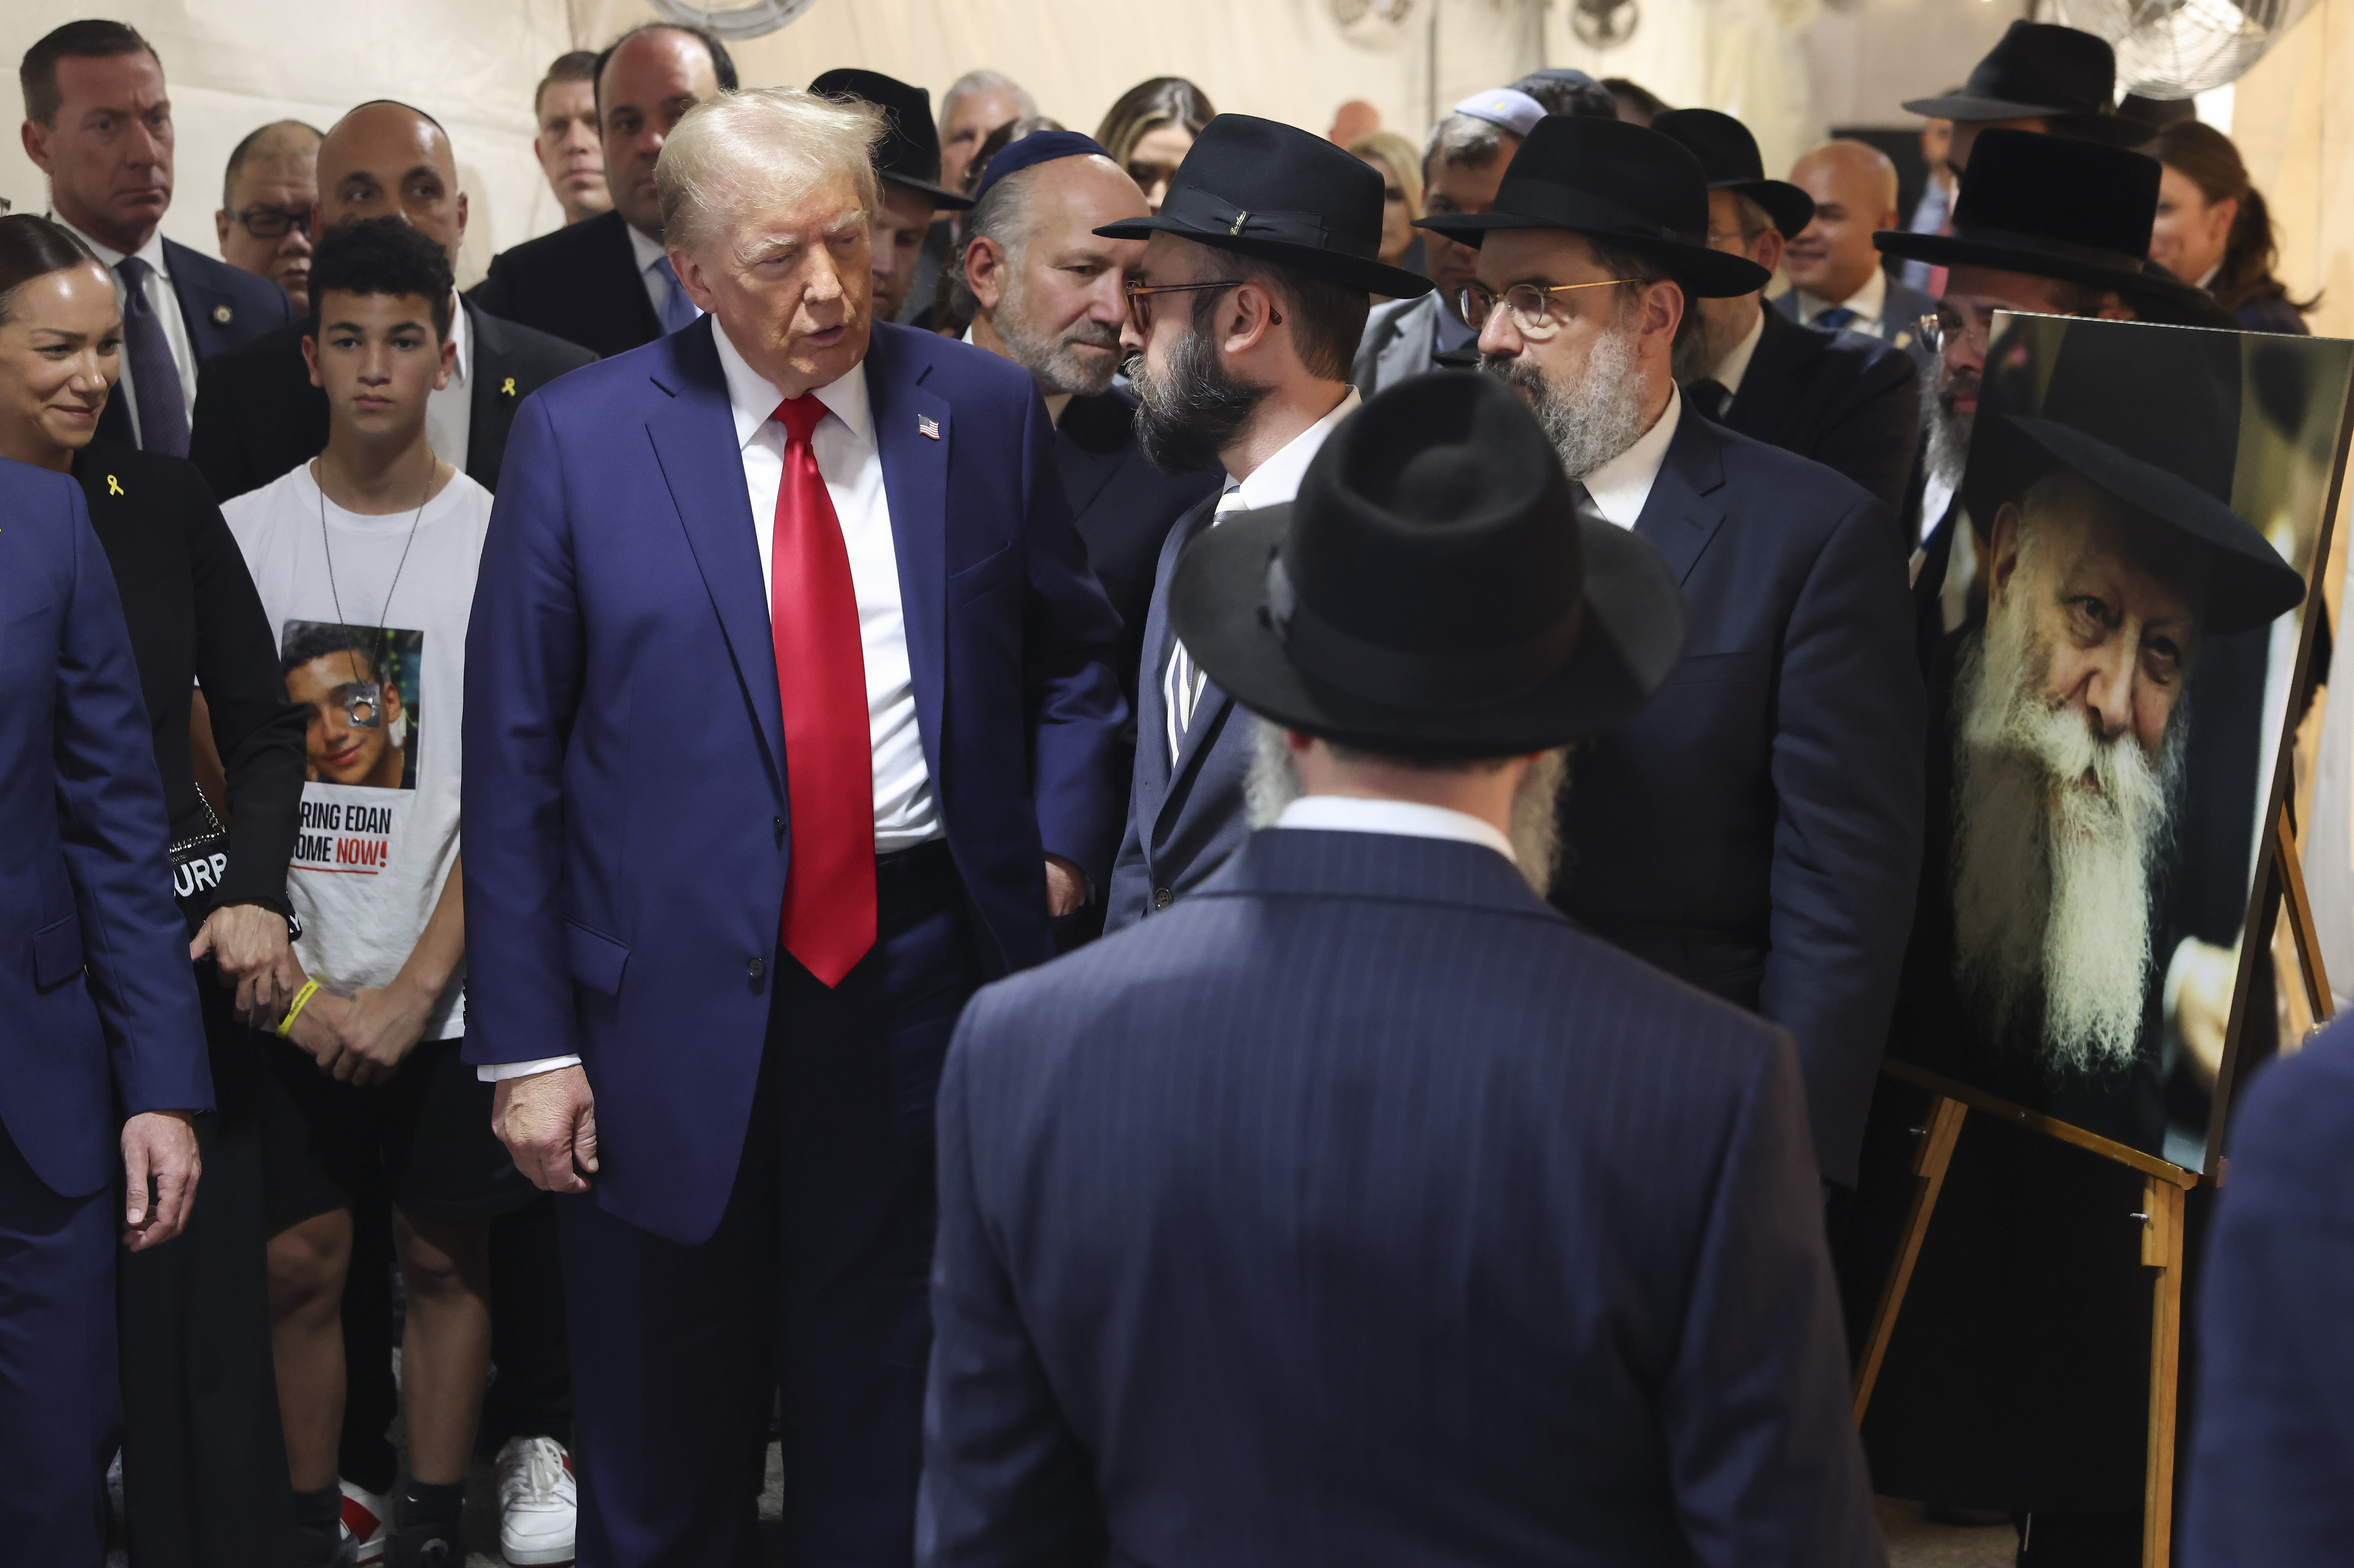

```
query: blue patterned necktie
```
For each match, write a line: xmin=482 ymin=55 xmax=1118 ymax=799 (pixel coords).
xmin=116 ymin=256 xmax=189 ymax=456
xmin=652 ymin=255 xmax=699 ymax=334
xmin=1816 ymin=305 xmax=1857 ymax=331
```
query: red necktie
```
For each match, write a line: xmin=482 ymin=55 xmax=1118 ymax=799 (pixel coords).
xmin=771 ymin=395 xmax=876 ymax=986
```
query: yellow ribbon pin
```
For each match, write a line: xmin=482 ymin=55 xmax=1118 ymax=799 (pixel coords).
xmin=107 ymin=474 xmax=124 ymax=497
xmin=501 ymin=377 xmax=517 ymax=397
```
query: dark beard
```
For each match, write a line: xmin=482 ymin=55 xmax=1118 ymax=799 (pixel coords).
xmin=1128 ymin=324 xmax=1265 ymax=475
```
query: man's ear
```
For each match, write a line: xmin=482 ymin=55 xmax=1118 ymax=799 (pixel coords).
xmin=670 ymin=246 xmax=715 ymax=313
xmin=455 ymin=190 xmax=469 ymax=252
xmin=300 ymin=331 xmax=322 ymax=390
xmin=1218 ymin=279 xmax=1284 ymax=358
xmin=1640 ymin=277 xmax=1684 ymax=346
xmin=1986 ymin=501 xmax=2026 ymax=604
xmin=20 ymin=117 xmax=54 ymax=176
xmin=963 ymin=235 xmax=1008 ymax=313
xmin=435 ymin=333 xmax=457 ymax=393
xmin=214 ymin=210 xmax=233 ymax=253
xmin=1750 ymin=226 xmax=1785 ymax=274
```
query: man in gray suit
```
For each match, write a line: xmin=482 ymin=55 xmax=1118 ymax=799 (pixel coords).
xmin=1775 ymin=139 xmax=1938 ymax=377
xmin=1100 ymin=115 xmax=1432 ymax=929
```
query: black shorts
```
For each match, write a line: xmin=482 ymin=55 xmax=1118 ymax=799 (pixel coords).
xmin=257 ymin=1031 xmax=538 ymax=1235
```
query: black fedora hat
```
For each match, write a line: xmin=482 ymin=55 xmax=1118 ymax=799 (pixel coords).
xmin=1997 ymin=319 xmax=2304 ymax=634
xmin=1650 ymin=108 xmax=1813 ymax=241
xmin=1900 ymin=21 xmax=2149 ymax=147
xmin=1093 ymin=114 xmax=1433 ymax=300
xmin=1874 ymin=129 xmax=2219 ymax=323
xmin=810 ymin=68 xmax=974 ymax=211
xmin=1415 ymin=116 xmax=1771 ymax=298
xmin=1168 ymin=372 xmax=1689 ymax=754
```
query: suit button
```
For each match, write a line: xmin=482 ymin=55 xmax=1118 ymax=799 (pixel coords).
xmin=1154 ymin=888 xmax=1174 ymax=910
xmin=747 ymin=957 xmax=765 ymax=979
xmin=773 ymin=816 xmax=786 ymax=845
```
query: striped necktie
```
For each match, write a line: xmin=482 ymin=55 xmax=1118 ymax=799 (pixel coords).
xmin=1165 ymin=484 xmax=1248 ymax=765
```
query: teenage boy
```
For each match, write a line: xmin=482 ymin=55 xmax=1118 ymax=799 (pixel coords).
xmin=224 ymin=217 xmax=546 ymax=1568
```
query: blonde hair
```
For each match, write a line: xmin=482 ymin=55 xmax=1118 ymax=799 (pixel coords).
xmin=657 ymin=87 xmax=885 ymax=259
xmin=1348 ymin=129 xmax=1423 ymax=220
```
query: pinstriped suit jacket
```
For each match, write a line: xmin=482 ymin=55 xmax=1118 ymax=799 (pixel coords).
xmin=922 ymin=827 xmax=1884 ymax=1568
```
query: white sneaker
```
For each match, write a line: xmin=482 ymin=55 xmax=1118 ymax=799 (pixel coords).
xmin=338 ymin=1478 xmax=391 ymax=1563
xmin=495 ymin=1435 xmax=578 ymax=1565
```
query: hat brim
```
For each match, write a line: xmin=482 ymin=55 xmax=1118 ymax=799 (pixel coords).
xmin=882 ymin=172 xmax=974 ymax=211
xmin=1094 ymin=214 xmax=1435 ymax=298
xmin=1871 ymin=227 xmax=2229 ymax=326
xmin=1715 ymin=177 xmax=1815 ymax=240
xmin=1898 ymin=97 xmax=2155 ymax=147
xmin=1168 ymin=505 xmax=1690 ymax=754
xmin=1416 ymin=211 xmax=1772 ymax=298
xmin=2002 ymin=413 xmax=2307 ymax=633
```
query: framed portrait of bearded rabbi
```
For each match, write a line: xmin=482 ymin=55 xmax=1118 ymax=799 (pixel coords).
xmin=1890 ymin=313 xmax=2354 ymax=1171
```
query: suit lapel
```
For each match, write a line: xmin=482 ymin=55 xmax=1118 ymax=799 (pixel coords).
xmin=1135 ymin=491 xmax=1217 ymax=835
xmin=1723 ymin=307 xmax=1804 ymax=441
xmin=1378 ymin=295 xmax=1432 ymax=389
xmin=1150 ymin=494 xmax=1229 ymax=838
xmin=1054 ymin=394 xmax=1130 ymax=520
xmin=643 ymin=319 xmax=786 ymax=788
xmin=463 ymin=300 xmax=509 ymax=488
xmin=600 ymin=211 xmax=665 ymax=345
xmin=865 ymin=326 xmax=952 ymax=785
xmin=1632 ymin=414 xmax=1731 ymax=586
xmin=165 ymin=240 xmax=232 ymax=363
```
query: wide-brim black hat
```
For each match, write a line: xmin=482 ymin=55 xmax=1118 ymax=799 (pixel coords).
xmin=1993 ymin=318 xmax=2304 ymax=634
xmin=1095 ymin=114 xmax=1433 ymax=300
xmin=1900 ymin=21 xmax=2150 ymax=147
xmin=1169 ymin=372 xmax=1688 ymax=754
xmin=810 ymin=67 xmax=974 ymax=210
xmin=1650 ymin=108 xmax=1814 ymax=240
xmin=1415 ymin=116 xmax=1772 ymax=298
xmin=1873 ymin=129 xmax=2204 ymax=310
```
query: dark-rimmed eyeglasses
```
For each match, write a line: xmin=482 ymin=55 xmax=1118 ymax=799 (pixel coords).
xmin=1457 ymin=278 xmax=1642 ymax=341
xmin=1124 ymin=277 xmax=1271 ymax=334
xmin=227 ymin=205 xmax=311 ymax=240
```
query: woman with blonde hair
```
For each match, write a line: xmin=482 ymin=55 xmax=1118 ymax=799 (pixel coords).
xmin=1094 ymin=76 xmax=1216 ymax=213
xmin=2149 ymin=119 xmax=2317 ymax=334
xmin=1349 ymin=128 xmax=1425 ymax=293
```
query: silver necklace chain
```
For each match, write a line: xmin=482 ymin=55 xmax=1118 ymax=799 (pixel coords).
xmin=317 ymin=457 xmax=430 ymax=633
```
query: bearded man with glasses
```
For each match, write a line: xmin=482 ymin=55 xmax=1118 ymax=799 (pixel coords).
xmin=1425 ymin=114 xmax=1925 ymax=1204
xmin=1095 ymin=114 xmax=1435 ymax=931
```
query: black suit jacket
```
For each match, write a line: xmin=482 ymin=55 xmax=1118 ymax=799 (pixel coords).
xmin=468 ymin=208 xmax=662 ymax=360
xmin=187 ymin=299 xmax=595 ymax=502
xmin=1704 ymin=304 xmax=1920 ymax=516
xmin=95 ymin=237 xmax=295 ymax=450
xmin=1553 ymin=408 xmax=1925 ymax=1187
xmin=1052 ymin=389 xmax=1222 ymax=710
xmin=925 ymin=828 xmax=1882 ymax=1567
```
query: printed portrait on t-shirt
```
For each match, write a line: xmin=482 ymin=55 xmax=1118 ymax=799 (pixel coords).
xmin=279 ymin=621 xmax=423 ymax=792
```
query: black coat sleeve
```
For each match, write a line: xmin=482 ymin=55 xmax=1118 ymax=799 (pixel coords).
xmin=187 ymin=354 xmax=263 ymax=505
xmin=181 ymin=465 xmax=308 ymax=910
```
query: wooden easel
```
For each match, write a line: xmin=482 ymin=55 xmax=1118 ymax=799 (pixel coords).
xmin=1852 ymin=800 xmax=2334 ymax=1568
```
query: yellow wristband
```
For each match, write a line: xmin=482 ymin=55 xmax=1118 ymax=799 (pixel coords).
xmin=276 ymin=979 xmax=322 ymax=1038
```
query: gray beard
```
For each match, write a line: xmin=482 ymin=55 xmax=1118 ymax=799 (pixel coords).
xmin=1480 ymin=325 xmax=1648 ymax=479
xmin=1925 ymin=396 xmax=1972 ymax=487
xmin=992 ymin=268 xmax=1123 ymax=399
xmin=1244 ymin=718 xmax=1571 ymax=897
xmin=1948 ymin=596 xmax=2184 ymax=1075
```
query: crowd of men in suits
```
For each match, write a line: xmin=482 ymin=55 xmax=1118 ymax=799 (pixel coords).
xmin=4 ymin=8 xmax=2349 ymax=1568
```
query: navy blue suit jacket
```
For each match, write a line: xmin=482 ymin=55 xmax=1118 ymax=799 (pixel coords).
xmin=2184 ymin=1022 xmax=2354 ymax=1565
xmin=1707 ymin=304 xmax=1921 ymax=516
xmin=0 ymin=458 xmax=210 ymax=1197
xmin=461 ymin=317 xmax=1126 ymax=1244
xmin=95 ymin=237 xmax=295 ymax=451
xmin=1554 ymin=410 xmax=1925 ymax=1187
xmin=923 ymin=828 xmax=1884 ymax=1568
xmin=1104 ymin=490 xmax=1245 ymax=928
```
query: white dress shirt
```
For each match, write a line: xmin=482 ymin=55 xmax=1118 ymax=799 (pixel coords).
xmin=1274 ymin=794 xmax=1516 ymax=863
xmin=629 ymin=225 xmax=702 ymax=324
xmin=1793 ymin=266 xmax=1889 ymax=336
xmin=481 ymin=318 xmax=938 ymax=1086
xmin=1579 ymin=384 xmax=1684 ymax=529
xmin=1702 ymin=308 xmax=1767 ymax=400
xmin=426 ymin=291 xmax=472 ymax=475
xmin=58 ymin=219 xmax=197 ymax=446
xmin=714 ymin=316 xmax=939 ymax=850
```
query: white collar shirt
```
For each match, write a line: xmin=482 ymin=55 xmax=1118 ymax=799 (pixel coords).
xmin=1706 ymin=307 xmax=1767 ymax=399
xmin=629 ymin=224 xmax=703 ymax=325
xmin=1274 ymin=795 xmax=1517 ymax=865
xmin=1579 ymin=384 xmax=1684 ymax=529
xmin=59 ymin=218 xmax=196 ymax=445
xmin=425 ymin=290 xmax=473 ymax=475
xmin=1795 ymin=265 xmax=1889 ymax=335
xmin=714 ymin=315 xmax=939 ymax=849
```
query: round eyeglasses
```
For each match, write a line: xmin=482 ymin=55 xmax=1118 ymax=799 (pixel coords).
xmin=1457 ymin=278 xmax=1641 ymax=341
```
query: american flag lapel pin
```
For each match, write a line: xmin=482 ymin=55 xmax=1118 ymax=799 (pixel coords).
xmin=918 ymin=415 xmax=940 ymax=441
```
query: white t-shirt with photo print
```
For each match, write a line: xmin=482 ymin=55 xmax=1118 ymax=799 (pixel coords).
xmin=224 ymin=461 xmax=489 ymax=1041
